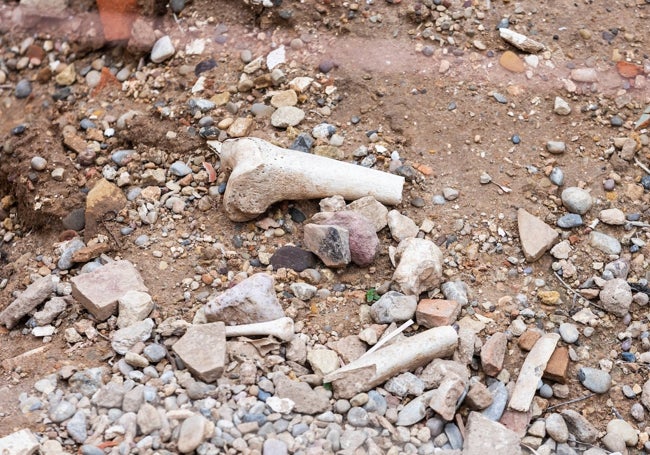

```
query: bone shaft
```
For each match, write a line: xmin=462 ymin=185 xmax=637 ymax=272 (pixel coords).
xmin=324 ymin=325 xmax=458 ymax=398
xmin=224 ymin=317 xmax=294 ymax=341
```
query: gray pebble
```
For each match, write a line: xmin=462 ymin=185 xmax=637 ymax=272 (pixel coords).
xmin=57 ymin=237 xmax=86 ymax=270
xmin=546 ymin=141 xmax=566 ymax=154
xmin=30 ymin=156 xmax=47 ymax=171
xmin=610 ymin=115 xmax=624 ymax=127
xmin=631 ymin=403 xmax=645 ymax=421
xmin=363 ymin=390 xmax=387 ymax=416
xmin=15 ymin=79 xmax=32 ymax=98
xmin=143 ymin=344 xmax=167 ymax=363
xmin=50 ymin=399 xmax=77 ymax=423
xmin=170 ymin=0 xmax=185 ymax=13
xmin=578 ymin=367 xmax=612 ymax=393
xmin=482 ymin=381 xmax=508 ymax=421
xmin=134 ymin=235 xmax=149 ymax=247
xmin=111 ymin=149 xmax=136 ymax=166
xmin=170 ymin=161 xmax=192 ymax=177
xmin=80 ymin=446 xmax=105 ymax=455
xmin=66 ymin=411 xmax=88 ymax=443
xmin=557 ymin=213 xmax=583 ymax=228
xmin=444 ymin=423 xmax=463 ymax=449
xmin=334 ymin=399 xmax=351 ymax=414
xmin=347 ymin=407 xmax=369 ymax=427
xmin=545 ymin=412 xmax=569 ymax=443
xmin=539 ymin=383 xmax=553 ymax=398
xmin=559 ymin=323 xmax=579 ymax=343
xmin=561 ymin=187 xmax=593 ymax=214
xmin=493 ymin=93 xmax=507 ymax=104
xmin=432 ymin=194 xmax=446 ymax=205
xmin=549 ymin=167 xmax=564 ymax=186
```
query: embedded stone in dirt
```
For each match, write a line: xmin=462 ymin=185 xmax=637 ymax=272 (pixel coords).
xmin=517 ymin=208 xmax=558 ymax=262
xmin=84 ymin=178 xmax=127 ymax=242
xmin=498 ymin=51 xmax=525 ymax=73
xmin=70 ymin=260 xmax=148 ymax=321
xmin=204 ymin=273 xmax=285 ymax=324
xmin=303 ymin=224 xmax=351 ymax=268
xmin=172 ymin=322 xmax=227 ymax=383
xmin=463 ymin=412 xmax=522 ymax=455
xmin=392 ymin=238 xmax=443 ymax=296
xmin=269 ymin=246 xmax=317 ymax=272
xmin=345 ymin=196 xmax=389 ymax=232
xmin=0 ymin=274 xmax=57 ymax=329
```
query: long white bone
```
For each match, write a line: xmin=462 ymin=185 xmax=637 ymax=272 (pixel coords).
xmin=224 ymin=317 xmax=295 ymax=342
xmin=212 ymin=137 xmax=405 ymax=222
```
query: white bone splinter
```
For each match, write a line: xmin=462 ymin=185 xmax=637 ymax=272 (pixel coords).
xmin=213 ymin=137 xmax=405 ymax=222
xmin=224 ymin=317 xmax=295 ymax=342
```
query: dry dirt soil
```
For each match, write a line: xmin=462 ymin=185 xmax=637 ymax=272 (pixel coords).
xmin=1 ymin=0 xmax=650 ymax=444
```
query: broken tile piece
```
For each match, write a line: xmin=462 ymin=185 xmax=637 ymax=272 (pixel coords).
xmin=172 ymin=322 xmax=227 ymax=383
xmin=517 ymin=208 xmax=559 ymax=262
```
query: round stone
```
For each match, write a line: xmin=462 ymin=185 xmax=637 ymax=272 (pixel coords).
xmin=545 ymin=412 xmax=569 ymax=443
xmin=30 ymin=156 xmax=47 ymax=171
xmin=561 ymin=187 xmax=593 ymax=215
xmin=578 ymin=367 xmax=612 ymax=394
xmin=271 ymin=106 xmax=305 ymax=128
xmin=539 ymin=383 xmax=553 ymax=398
xmin=15 ymin=79 xmax=32 ymax=98
xmin=559 ymin=323 xmax=579 ymax=344
xmin=347 ymin=407 xmax=369 ymax=427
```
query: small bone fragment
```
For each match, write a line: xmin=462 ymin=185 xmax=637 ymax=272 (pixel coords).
xmin=224 ymin=317 xmax=294 ymax=342
xmin=324 ymin=325 xmax=458 ymax=399
xmin=508 ymin=333 xmax=560 ymax=412
xmin=214 ymin=137 xmax=405 ymax=222
xmin=499 ymin=28 xmax=545 ymax=53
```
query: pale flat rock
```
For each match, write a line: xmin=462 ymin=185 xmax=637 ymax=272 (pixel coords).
xmin=346 ymin=196 xmax=389 ymax=232
xmin=0 ymin=429 xmax=40 ymax=455
xmin=111 ymin=318 xmax=155 ymax=355
xmin=0 ymin=274 xmax=57 ymax=328
xmin=204 ymin=273 xmax=284 ymax=324
xmin=274 ymin=375 xmax=330 ymax=414
xmin=517 ymin=208 xmax=558 ymax=262
xmin=429 ymin=375 xmax=466 ymax=421
xmin=172 ymin=322 xmax=226 ymax=383
xmin=392 ymin=238 xmax=444 ymax=296
xmin=462 ymin=412 xmax=522 ymax=455
xmin=307 ymin=349 xmax=340 ymax=376
xmin=387 ymin=210 xmax=419 ymax=241
xmin=508 ymin=333 xmax=560 ymax=412
xmin=117 ymin=290 xmax=154 ymax=329
xmin=71 ymin=260 xmax=148 ymax=321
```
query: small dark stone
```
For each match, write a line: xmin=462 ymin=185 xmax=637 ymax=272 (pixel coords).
xmin=11 ymin=125 xmax=26 ymax=135
xmin=351 ymin=116 xmax=361 ymax=124
xmin=288 ymin=207 xmax=306 ymax=223
xmin=318 ymin=60 xmax=335 ymax=74
xmin=395 ymin=165 xmax=418 ymax=182
xmin=199 ymin=126 xmax=220 ymax=139
xmin=410 ymin=197 xmax=425 ymax=208
xmin=602 ymin=30 xmax=615 ymax=43
xmin=195 ymin=59 xmax=217 ymax=76
xmin=52 ymin=87 xmax=72 ymax=101
xmin=603 ymin=178 xmax=616 ymax=191
xmin=557 ymin=213 xmax=583 ymax=229
xmin=630 ymin=244 xmax=640 ymax=253
xmin=15 ymin=79 xmax=32 ymax=98
xmin=332 ymin=283 xmax=346 ymax=292
xmin=511 ymin=134 xmax=521 ymax=144
xmin=214 ymin=35 xmax=228 ymax=45
xmin=232 ymin=235 xmax=243 ymax=248
xmin=170 ymin=0 xmax=185 ymax=13
xmin=447 ymin=102 xmax=456 ymax=111
xmin=493 ymin=93 xmax=507 ymax=104
xmin=496 ymin=18 xmax=509 ymax=29
xmin=289 ymin=133 xmax=314 ymax=153
xmin=249 ymin=258 xmax=262 ymax=267
xmin=610 ymin=115 xmax=624 ymax=127
xmin=62 ymin=208 xmax=86 ymax=231
xmin=626 ymin=213 xmax=641 ymax=221
xmin=641 ymin=175 xmax=650 ymax=190
xmin=218 ymin=182 xmax=227 ymax=194
xmin=258 ymin=390 xmax=271 ymax=401
xmin=77 ymin=149 xmax=96 ymax=166
xmin=270 ymin=246 xmax=317 ymax=272
xmin=422 ymin=46 xmax=434 ymax=57
xmin=278 ymin=9 xmax=293 ymax=19
xmin=621 ymin=352 xmax=636 ymax=362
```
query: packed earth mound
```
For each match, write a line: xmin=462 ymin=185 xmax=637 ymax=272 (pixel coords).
xmin=1 ymin=0 xmax=650 ymax=454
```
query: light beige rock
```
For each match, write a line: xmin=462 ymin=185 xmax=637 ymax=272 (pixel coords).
xmin=517 ymin=208 xmax=558 ymax=262
xmin=172 ymin=322 xmax=226 ymax=383
xmin=392 ymin=238 xmax=444 ymax=296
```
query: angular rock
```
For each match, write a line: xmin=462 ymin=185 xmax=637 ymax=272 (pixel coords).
xmin=303 ymin=224 xmax=351 ymax=268
xmin=71 ymin=260 xmax=148 ymax=321
xmin=543 ymin=346 xmax=570 ymax=384
xmin=91 ymin=382 xmax=125 ymax=408
xmin=137 ymin=403 xmax=162 ymax=435
xmin=111 ymin=318 xmax=155 ymax=355
xmin=327 ymin=335 xmax=367 ymax=363
xmin=177 ymin=414 xmax=211 ymax=453
xmin=172 ymin=322 xmax=226 ymax=383
xmin=117 ymin=290 xmax=154 ymax=329
xmin=0 ymin=275 xmax=57 ymax=328
xmin=33 ymin=296 xmax=68 ymax=326
xmin=346 ymin=196 xmax=389 ymax=232
xmin=462 ymin=412 xmax=522 ymax=455
xmin=441 ymin=281 xmax=470 ymax=306
xmin=545 ymin=412 xmax=569 ymax=443
xmin=307 ymin=349 xmax=340 ymax=376
xmin=392 ymin=238 xmax=443 ymax=296
xmin=270 ymin=246 xmax=317 ymax=272
xmin=420 ymin=359 xmax=470 ymax=389
xmin=429 ymin=375 xmax=466 ymax=421
xmin=271 ymin=106 xmax=305 ymax=128
xmin=481 ymin=332 xmax=508 ymax=376
xmin=599 ymin=278 xmax=632 ymax=317
xmin=561 ymin=410 xmax=599 ymax=443
xmin=464 ymin=382 xmax=493 ymax=410
xmin=517 ymin=208 xmax=558 ymax=262
xmin=387 ymin=210 xmax=419 ymax=241
xmin=384 ymin=372 xmax=425 ymax=397
xmin=508 ymin=333 xmax=560 ymax=412
xmin=309 ymin=211 xmax=379 ymax=266
xmin=416 ymin=299 xmax=461 ymax=328
xmin=204 ymin=273 xmax=284 ymax=324
xmin=151 ymin=36 xmax=175 ymax=63
xmin=275 ymin=375 xmax=330 ymax=414
xmin=370 ymin=291 xmax=417 ymax=323
xmin=0 ymin=429 xmax=40 ymax=455
xmin=84 ymin=178 xmax=127 ymax=241
xmin=499 ymin=28 xmax=545 ymax=53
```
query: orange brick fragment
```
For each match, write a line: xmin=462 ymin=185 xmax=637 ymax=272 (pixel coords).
xmin=416 ymin=299 xmax=461 ymax=328
xmin=543 ymin=346 xmax=569 ymax=384
xmin=97 ymin=0 xmax=138 ymax=42
xmin=518 ymin=329 xmax=542 ymax=351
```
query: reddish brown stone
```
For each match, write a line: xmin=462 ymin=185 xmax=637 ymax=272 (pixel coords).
xmin=518 ymin=329 xmax=542 ymax=351
xmin=480 ymin=332 xmax=507 ymax=377
xmin=543 ymin=346 xmax=570 ymax=384
xmin=416 ymin=299 xmax=461 ymax=328
xmin=71 ymin=242 xmax=112 ymax=263
xmin=96 ymin=0 xmax=139 ymax=42
xmin=499 ymin=409 xmax=531 ymax=438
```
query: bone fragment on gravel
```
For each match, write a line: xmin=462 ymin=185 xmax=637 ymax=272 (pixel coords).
xmin=224 ymin=317 xmax=295 ymax=342
xmin=499 ymin=28 xmax=545 ymax=53
xmin=210 ymin=137 xmax=405 ymax=222
xmin=324 ymin=325 xmax=458 ymax=399
xmin=508 ymin=333 xmax=560 ymax=412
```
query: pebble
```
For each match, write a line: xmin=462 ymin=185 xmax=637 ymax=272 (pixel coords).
xmin=561 ymin=187 xmax=593 ymax=214
xmin=30 ymin=156 xmax=47 ymax=171
xmin=546 ymin=413 xmax=569 ymax=443
xmin=549 ymin=167 xmax=564 ymax=186
xmin=557 ymin=213 xmax=583 ymax=228
xmin=151 ymin=36 xmax=175 ymax=63
xmin=610 ymin=115 xmax=624 ymax=127
xmin=578 ymin=367 xmax=612 ymax=393
xmin=170 ymin=161 xmax=192 ymax=177
xmin=493 ymin=92 xmax=507 ymax=104
xmin=347 ymin=407 xmax=369 ymax=427
xmin=546 ymin=141 xmax=566 ymax=154
xmin=559 ymin=323 xmax=579 ymax=343
xmin=271 ymin=106 xmax=305 ymax=128
xmin=15 ymin=79 xmax=32 ymax=98
xmin=511 ymin=134 xmax=521 ymax=144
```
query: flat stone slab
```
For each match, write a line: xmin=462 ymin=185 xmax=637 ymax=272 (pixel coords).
xmin=517 ymin=208 xmax=558 ymax=262
xmin=172 ymin=322 xmax=227 ymax=383
xmin=71 ymin=260 xmax=148 ymax=321
xmin=463 ymin=412 xmax=522 ymax=455
xmin=0 ymin=428 xmax=40 ymax=455
xmin=508 ymin=333 xmax=560 ymax=412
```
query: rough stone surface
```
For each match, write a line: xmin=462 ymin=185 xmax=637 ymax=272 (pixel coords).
xmin=0 ymin=275 xmax=57 ymax=328
xmin=370 ymin=291 xmax=417 ymax=323
xmin=561 ymin=409 xmax=599 ymax=443
xmin=561 ymin=187 xmax=593 ymax=214
xmin=269 ymin=246 xmax=317 ymax=272
xmin=117 ymin=290 xmax=154 ymax=329
xmin=303 ymin=224 xmax=351 ymax=268
xmin=172 ymin=322 xmax=227 ymax=383
xmin=275 ymin=375 xmax=330 ymax=414
xmin=392 ymin=238 xmax=444 ymax=296
xmin=480 ymin=332 xmax=507 ymax=376
xmin=310 ymin=211 xmax=379 ymax=266
xmin=205 ymin=273 xmax=284 ymax=324
xmin=387 ymin=210 xmax=419 ymax=241
xmin=416 ymin=299 xmax=461 ymax=327
xmin=346 ymin=196 xmax=389 ymax=232
xmin=111 ymin=318 xmax=155 ymax=355
xmin=589 ymin=231 xmax=622 ymax=255
xmin=599 ymin=278 xmax=632 ymax=317
xmin=84 ymin=178 xmax=127 ymax=241
xmin=517 ymin=209 xmax=559 ymax=262
xmin=462 ymin=412 xmax=522 ymax=455
xmin=428 ymin=375 xmax=466 ymax=420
